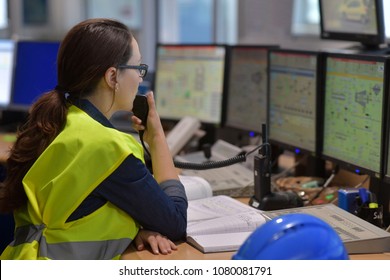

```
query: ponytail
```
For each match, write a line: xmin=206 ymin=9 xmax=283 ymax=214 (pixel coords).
xmin=0 ymin=90 xmax=68 ymax=213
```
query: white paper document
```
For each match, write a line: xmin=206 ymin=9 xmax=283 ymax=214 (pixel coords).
xmin=186 ymin=195 xmax=266 ymax=253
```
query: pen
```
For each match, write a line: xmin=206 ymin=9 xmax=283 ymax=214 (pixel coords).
xmin=358 ymin=188 xmax=369 ymax=205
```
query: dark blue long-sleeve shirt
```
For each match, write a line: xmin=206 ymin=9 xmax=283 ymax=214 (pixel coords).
xmin=67 ymin=100 xmax=188 ymax=241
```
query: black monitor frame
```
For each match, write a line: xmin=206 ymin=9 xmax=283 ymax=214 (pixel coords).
xmin=319 ymin=0 xmax=386 ymax=49
xmin=321 ymin=52 xmax=389 ymax=178
xmin=224 ymin=45 xmax=279 ymax=135
xmin=267 ymin=49 xmax=324 ymax=158
xmin=381 ymin=58 xmax=390 ymax=182
xmin=153 ymin=44 xmax=229 ymax=127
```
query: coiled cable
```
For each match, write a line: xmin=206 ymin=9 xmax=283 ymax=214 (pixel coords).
xmin=139 ymin=131 xmax=269 ymax=170
xmin=173 ymin=152 xmax=247 ymax=170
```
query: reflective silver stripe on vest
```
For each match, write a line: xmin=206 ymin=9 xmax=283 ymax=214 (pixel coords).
xmin=12 ymin=224 xmax=132 ymax=260
xmin=12 ymin=224 xmax=46 ymax=245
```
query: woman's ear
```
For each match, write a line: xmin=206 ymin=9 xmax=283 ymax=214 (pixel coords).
xmin=104 ymin=66 xmax=118 ymax=90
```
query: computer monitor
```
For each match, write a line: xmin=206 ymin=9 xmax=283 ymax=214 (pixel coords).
xmin=10 ymin=40 xmax=60 ymax=110
xmin=268 ymin=49 xmax=323 ymax=156
xmin=322 ymin=53 xmax=389 ymax=177
xmin=154 ymin=44 xmax=227 ymax=125
xmin=319 ymin=0 xmax=385 ymax=49
xmin=0 ymin=39 xmax=15 ymax=108
xmin=225 ymin=45 xmax=278 ymax=134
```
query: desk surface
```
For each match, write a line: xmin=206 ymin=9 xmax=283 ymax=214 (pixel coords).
xmin=121 ymin=197 xmax=390 ymax=260
xmin=121 ymin=241 xmax=390 ymax=260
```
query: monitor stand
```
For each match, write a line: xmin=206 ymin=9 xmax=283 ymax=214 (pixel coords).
xmin=353 ymin=43 xmax=390 ymax=55
xmin=294 ymin=154 xmax=326 ymax=178
xmin=323 ymin=43 xmax=390 ymax=55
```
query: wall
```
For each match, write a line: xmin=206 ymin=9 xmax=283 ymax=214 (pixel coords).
xmin=8 ymin=0 xmax=85 ymax=40
xmin=5 ymin=0 xmax=357 ymax=70
xmin=237 ymin=0 xmax=353 ymax=51
xmin=6 ymin=0 xmax=156 ymax=68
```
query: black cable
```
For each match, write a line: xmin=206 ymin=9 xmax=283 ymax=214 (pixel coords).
xmin=175 ymin=143 xmax=270 ymax=170
xmin=173 ymin=152 xmax=246 ymax=170
xmin=139 ymin=131 xmax=151 ymax=159
xmin=138 ymin=132 xmax=270 ymax=170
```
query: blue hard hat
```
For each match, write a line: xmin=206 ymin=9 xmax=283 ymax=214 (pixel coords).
xmin=232 ymin=213 xmax=349 ymax=260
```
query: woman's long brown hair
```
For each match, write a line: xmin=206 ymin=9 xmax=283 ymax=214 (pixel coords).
xmin=0 ymin=18 xmax=133 ymax=213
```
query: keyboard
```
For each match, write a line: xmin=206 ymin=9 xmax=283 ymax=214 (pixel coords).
xmin=180 ymin=165 xmax=254 ymax=195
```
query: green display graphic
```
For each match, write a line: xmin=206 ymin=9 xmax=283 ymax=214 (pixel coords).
xmin=155 ymin=46 xmax=225 ymax=124
xmin=323 ymin=57 xmax=384 ymax=173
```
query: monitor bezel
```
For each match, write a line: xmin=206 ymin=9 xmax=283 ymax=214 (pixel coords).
xmin=319 ymin=0 xmax=386 ymax=48
xmin=153 ymin=43 xmax=229 ymax=127
xmin=321 ymin=52 xmax=389 ymax=178
xmin=267 ymin=48 xmax=324 ymax=157
xmin=224 ymin=44 xmax=279 ymax=134
xmin=381 ymin=54 xmax=390 ymax=182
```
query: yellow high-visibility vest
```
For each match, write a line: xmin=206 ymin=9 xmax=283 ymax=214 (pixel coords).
xmin=1 ymin=105 xmax=144 ymax=259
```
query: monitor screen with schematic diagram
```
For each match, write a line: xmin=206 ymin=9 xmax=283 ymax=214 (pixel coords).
xmin=319 ymin=0 xmax=386 ymax=49
xmin=154 ymin=44 xmax=227 ymax=126
xmin=268 ymin=49 xmax=323 ymax=156
xmin=322 ymin=52 xmax=389 ymax=178
xmin=224 ymin=45 xmax=279 ymax=134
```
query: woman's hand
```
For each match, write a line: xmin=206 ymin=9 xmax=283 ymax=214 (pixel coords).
xmin=131 ymin=90 xmax=179 ymax=183
xmin=131 ymin=91 xmax=165 ymax=146
xmin=134 ymin=229 xmax=178 ymax=255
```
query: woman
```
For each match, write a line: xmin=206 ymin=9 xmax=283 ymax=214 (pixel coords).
xmin=0 ymin=18 xmax=187 ymax=259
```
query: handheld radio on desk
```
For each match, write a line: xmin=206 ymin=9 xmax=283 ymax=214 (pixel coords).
xmin=249 ymin=124 xmax=303 ymax=210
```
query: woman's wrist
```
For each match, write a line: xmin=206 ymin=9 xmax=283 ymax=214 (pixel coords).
xmin=147 ymin=132 xmax=168 ymax=147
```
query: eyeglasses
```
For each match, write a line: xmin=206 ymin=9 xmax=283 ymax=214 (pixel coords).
xmin=118 ymin=63 xmax=148 ymax=78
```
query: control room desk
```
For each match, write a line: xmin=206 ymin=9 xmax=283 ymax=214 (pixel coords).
xmin=121 ymin=199 xmax=390 ymax=260
xmin=121 ymin=241 xmax=390 ymax=260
